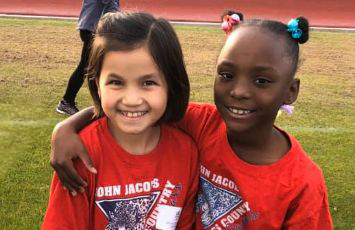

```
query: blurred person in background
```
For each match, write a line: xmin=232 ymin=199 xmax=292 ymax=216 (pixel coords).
xmin=56 ymin=0 xmax=119 ymax=115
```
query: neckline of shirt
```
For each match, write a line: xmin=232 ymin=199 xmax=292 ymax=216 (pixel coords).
xmin=218 ymin=122 xmax=301 ymax=176
xmin=100 ymin=116 xmax=164 ymax=165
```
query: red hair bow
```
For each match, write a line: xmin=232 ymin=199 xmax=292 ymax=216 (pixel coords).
xmin=222 ymin=14 xmax=241 ymax=34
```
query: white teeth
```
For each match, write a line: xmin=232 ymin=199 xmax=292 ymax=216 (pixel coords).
xmin=229 ymin=108 xmax=251 ymax=115
xmin=121 ymin=111 xmax=146 ymax=118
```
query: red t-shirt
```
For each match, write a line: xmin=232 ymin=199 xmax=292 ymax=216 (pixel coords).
xmin=42 ymin=117 xmax=199 ymax=230
xmin=179 ymin=103 xmax=333 ymax=230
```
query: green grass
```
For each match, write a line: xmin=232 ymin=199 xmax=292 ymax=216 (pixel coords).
xmin=0 ymin=17 xmax=354 ymax=229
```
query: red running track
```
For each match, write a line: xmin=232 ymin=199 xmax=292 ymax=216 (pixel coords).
xmin=0 ymin=0 xmax=354 ymax=28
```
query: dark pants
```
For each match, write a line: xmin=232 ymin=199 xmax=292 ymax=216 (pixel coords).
xmin=63 ymin=30 xmax=94 ymax=103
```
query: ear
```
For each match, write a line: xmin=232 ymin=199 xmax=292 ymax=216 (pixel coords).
xmin=95 ymin=77 xmax=101 ymax=99
xmin=283 ymin=78 xmax=300 ymax=105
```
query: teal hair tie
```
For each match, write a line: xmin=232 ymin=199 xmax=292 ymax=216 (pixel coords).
xmin=287 ymin=19 xmax=302 ymax=40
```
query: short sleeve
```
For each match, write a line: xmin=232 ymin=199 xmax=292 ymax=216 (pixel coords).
xmin=175 ymin=103 xmax=215 ymax=143
xmin=42 ymin=161 xmax=95 ymax=230
xmin=282 ymin=170 xmax=333 ymax=229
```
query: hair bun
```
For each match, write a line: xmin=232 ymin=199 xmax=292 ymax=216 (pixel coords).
xmin=288 ymin=17 xmax=309 ymax=44
xmin=296 ymin=17 xmax=309 ymax=44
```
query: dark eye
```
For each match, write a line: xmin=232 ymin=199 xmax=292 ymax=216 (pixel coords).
xmin=218 ymin=72 xmax=233 ymax=81
xmin=109 ymin=80 xmax=123 ymax=86
xmin=143 ymin=80 xmax=157 ymax=86
xmin=255 ymin=78 xmax=272 ymax=85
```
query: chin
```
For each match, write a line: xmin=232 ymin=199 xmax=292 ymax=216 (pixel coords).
xmin=225 ymin=122 xmax=251 ymax=134
xmin=223 ymin=114 xmax=256 ymax=134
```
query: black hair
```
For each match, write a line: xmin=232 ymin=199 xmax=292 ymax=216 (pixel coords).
xmin=86 ymin=12 xmax=190 ymax=124
xmin=239 ymin=17 xmax=309 ymax=76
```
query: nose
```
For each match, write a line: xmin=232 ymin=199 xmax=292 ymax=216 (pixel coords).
xmin=230 ymin=78 xmax=251 ymax=99
xmin=121 ymin=87 xmax=144 ymax=106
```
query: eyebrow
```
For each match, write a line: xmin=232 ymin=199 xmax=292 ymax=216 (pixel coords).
xmin=140 ymin=74 xmax=160 ymax=80
xmin=217 ymin=61 xmax=280 ymax=77
xmin=219 ymin=61 xmax=276 ymax=71
xmin=252 ymin=65 xmax=279 ymax=75
xmin=107 ymin=73 xmax=123 ymax=79
xmin=217 ymin=61 xmax=235 ymax=69
xmin=107 ymin=73 xmax=160 ymax=80
xmin=253 ymin=65 xmax=273 ymax=71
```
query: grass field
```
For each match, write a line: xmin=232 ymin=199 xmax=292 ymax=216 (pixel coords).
xmin=0 ymin=17 xmax=354 ymax=229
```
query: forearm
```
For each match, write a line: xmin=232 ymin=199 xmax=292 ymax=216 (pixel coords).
xmin=50 ymin=107 xmax=96 ymax=192
xmin=54 ymin=107 xmax=95 ymax=134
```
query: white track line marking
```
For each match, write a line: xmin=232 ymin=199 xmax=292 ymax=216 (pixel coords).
xmin=1 ymin=14 xmax=354 ymax=32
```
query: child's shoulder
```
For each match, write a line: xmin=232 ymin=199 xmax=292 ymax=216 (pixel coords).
xmin=186 ymin=102 xmax=221 ymax=123
xmin=188 ymin=102 xmax=217 ymax=114
xmin=286 ymin=132 xmax=326 ymax=188
xmin=160 ymin=124 xmax=199 ymax=164
xmin=163 ymin=124 xmax=197 ymax=147
xmin=79 ymin=116 xmax=106 ymax=138
xmin=78 ymin=117 xmax=108 ymax=157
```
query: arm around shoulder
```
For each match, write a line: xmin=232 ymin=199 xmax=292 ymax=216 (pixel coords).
xmin=50 ymin=107 xmax=97 ymax=192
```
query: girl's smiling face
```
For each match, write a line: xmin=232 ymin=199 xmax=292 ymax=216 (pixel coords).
xmin=97 ymin=46 xmax=168 ymax=136
xmin=214 ymin=26 xmax=299 ymax=134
